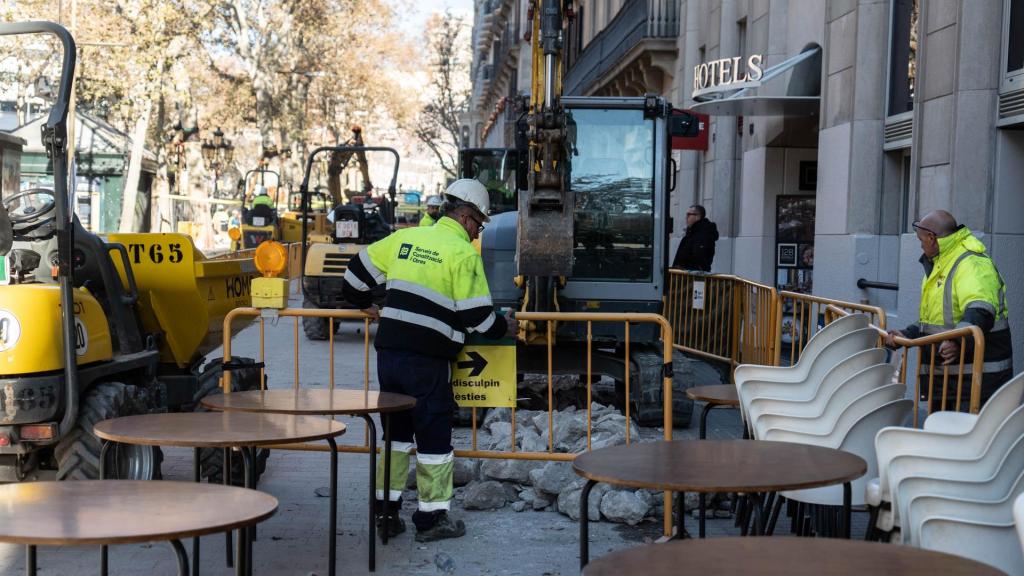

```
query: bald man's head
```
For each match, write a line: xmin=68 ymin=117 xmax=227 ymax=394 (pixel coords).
xmin=919 ymin=210 xmax=958 ymax=237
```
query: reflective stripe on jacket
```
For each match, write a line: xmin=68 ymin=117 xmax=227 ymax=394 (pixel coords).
xmin=916 ymin=226 xmax=1012 ymax=373
xmin=342 ymin=216 xmax=505 ymax=358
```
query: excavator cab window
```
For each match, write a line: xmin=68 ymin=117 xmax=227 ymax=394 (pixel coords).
xmin=458 ymin=148 xmax=519 ymax=216
xmin=571 ymin=108 xmax=655 ymax=282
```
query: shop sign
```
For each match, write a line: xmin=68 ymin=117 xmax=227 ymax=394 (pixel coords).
xmin=692 ymin=54 xmax=764 ymax=98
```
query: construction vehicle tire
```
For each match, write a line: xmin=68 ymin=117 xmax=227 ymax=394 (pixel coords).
xmin=55 ymin=381 xmax=162 ymax=480
xmin=193 ymin=357 xmax=270 ymax=485
xmin=627 ymin=348 xmax=694 ymax=428
xmin=302 ymin=300 xmax=341 ymax=341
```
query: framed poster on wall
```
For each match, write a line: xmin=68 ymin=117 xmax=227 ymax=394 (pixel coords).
xmin=775 ymin=195 xmax=816 ymax=293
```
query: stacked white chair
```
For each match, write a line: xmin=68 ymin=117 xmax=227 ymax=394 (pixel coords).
xmin=746 ymin=348 xmax=888 ymax=438
xmin=736 ymin=316 xmax=878 ymax=435
xmin=734 ymin=313 xmax=870 ymax=413
xmin=733 ymin=313 xmax=912 ymax=535
xmin=915 ymin=471 xmax=1024 ymax=574
xmin=867 ymin=374 xmax=1024 ymax=538
xmin=903 ymin=432 xmax=1024 ymax=546
xmin=895 ymin=404 xmax=1024 ymax=544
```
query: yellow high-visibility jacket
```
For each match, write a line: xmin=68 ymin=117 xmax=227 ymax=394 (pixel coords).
xmin=342 ymin=216 xmax=505 ymax=358
xmin=913 ymin=226 xmax=1012 ymax=373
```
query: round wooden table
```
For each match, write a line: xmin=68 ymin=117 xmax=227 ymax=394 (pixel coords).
xmin=686 ymin=384 xmax=740 ymax=440
xmin=582 ymin=537 xmax=1004 ymax=575
xmin=0 ymin=480 xmax=277 ymax=576
xmin=200 ymin=389 xmax=416 ymax=573
xmin=95 ymin=412 xmax=345 ymax=576
xmin=572 ymin=440 xmax=867 ymax=568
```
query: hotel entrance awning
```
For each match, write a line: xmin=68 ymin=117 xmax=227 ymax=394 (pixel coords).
xmin=691 ymin=46 xmax=821 ymax=117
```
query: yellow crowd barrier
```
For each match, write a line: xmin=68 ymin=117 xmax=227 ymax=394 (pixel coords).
xmin=220 ymin=307 xmax=677 ymax=537
xmin=668 ymin=270 xmax=987 ymax=423
xmin=776 ymin=291 xmax=886 ymax=366
xmin=664 ymin=271 xmax=777 ymax=373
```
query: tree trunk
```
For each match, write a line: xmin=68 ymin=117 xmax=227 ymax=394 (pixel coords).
xmin=119 ymin=100 xmax=152 ymax=232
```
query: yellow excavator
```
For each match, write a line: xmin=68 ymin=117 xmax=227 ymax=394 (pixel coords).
xmin=0 ymin=22 xmax=266 ymax=482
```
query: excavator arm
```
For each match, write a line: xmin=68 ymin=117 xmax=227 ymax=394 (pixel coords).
xmin=326 ymin=126 xmax=374 ymax=207
xmin=517 ymin=0 xmax=576 ymax=277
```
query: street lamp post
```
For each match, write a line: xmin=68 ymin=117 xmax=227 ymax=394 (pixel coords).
xmin=199 ymin=127 xmax=235 ymax=248
xmin=201 ymin=127 xmax=235 ymax=198
xmin=163 ymin=120 xmax=199 ymax=232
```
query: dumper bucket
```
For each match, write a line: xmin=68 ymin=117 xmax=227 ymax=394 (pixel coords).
xmin=109 ymin=232 xmax=258 ymax=368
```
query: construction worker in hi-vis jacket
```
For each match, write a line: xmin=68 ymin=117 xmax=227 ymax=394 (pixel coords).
xmin=342 ymin=178 xmax=518 ymax=542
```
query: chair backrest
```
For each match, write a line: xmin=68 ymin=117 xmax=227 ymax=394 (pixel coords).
xmin=761 ymin=384 xmax=905 ymax=446
xmin=839 ymin=398 xmax=914 ymax=480
xmin=822 ymin=384 xmax=908 ymax=445
xmin=751 ymin=362 xmax=895 ymax=438
xmin=739 ymin=328 xmax=881 ymax=413
xmin=973 ymin=372 xmax=1024 ymax=433
xmin=791 ymin=313 xmax=871 ymax=369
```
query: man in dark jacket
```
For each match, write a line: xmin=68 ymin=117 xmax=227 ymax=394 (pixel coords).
xmin=672 ymin=205 xmax=719 ymax=271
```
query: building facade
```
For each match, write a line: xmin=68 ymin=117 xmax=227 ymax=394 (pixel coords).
xmin=465 ymin=0 xmax=1024 ymax=372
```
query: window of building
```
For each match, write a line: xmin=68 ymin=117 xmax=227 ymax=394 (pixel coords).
xmin=900 ymin=153 xmax=912 ymax=233
xmin=1006 ymin=0 xmax=1024 ymax=82
xmin=887 ymin=0 xmax=918 ymax=116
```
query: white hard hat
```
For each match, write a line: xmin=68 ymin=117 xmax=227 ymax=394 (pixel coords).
xmin=444 ymin=179 xmax=490 ymax=222
xmin=426 ymin=195 xmax=443 ymax=207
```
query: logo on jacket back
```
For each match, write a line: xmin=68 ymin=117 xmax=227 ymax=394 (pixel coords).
xmin=398 ymin=243 xmax=413 ymax=259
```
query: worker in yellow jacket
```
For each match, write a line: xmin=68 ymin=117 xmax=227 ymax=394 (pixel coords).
xmin=342 ymin=179 xmax=517 ymax=542
xmin=887 ymin=210 xmax=1013 ymax=408
xmin=419 ymin=195 xmax=443 ymax=226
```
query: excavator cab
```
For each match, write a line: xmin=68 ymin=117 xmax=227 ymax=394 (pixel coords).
xmin=457 ymin=148 xmax=521 ymax=217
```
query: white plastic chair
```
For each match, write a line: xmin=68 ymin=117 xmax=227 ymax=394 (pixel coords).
xmin=887 ymin=403 xmax=1024 ymax=537
xmin=907 ymin=466 xmax=1024 ymax=547
xmin=761 ymin=384 xmax=906 ymax=444
xmin=901 ymin=433 xmax=1024 ymax=546
xmin=737 ymin=327 xmax=880 ymax=427
xmin=780 ymin=398 xmax=913 ymax=508
xmin=867 ymin=373 xmax=1024 ymax=516
xmin=750 ymin=361 xmax=894 ymax=440
xmin=918 ymin=483 xmax=1024 ymax=575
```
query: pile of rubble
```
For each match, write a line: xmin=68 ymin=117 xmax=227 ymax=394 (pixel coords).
xmin=411 ymin=402 xmax=667 ymax=526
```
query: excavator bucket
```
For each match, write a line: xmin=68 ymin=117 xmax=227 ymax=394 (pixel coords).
xmin=516 ymin=189 xmax=574 ymax=277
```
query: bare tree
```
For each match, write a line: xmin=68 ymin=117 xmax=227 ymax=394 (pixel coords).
xmin=415 ymin=12 xmax=470 ymax=179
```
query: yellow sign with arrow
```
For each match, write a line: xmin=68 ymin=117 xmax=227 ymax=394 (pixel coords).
xmin=452 ymin=335 xmax=517 ymax=408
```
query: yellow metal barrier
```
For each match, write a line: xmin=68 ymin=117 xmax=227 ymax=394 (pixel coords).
xmin=775 ymin=291 xmax=886 ymax=366
xmin=220 ymin=307 xmax=677 ymax=536
xmin=665 ymin=271 xmax=777 ymax=372
xmin=826 ymin=305 xmax=985 ymax=425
